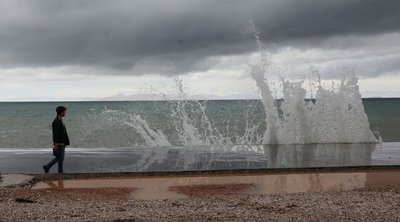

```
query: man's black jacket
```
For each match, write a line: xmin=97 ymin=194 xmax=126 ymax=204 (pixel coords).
xmin=52 ymin=116 xmax=70 ymax=146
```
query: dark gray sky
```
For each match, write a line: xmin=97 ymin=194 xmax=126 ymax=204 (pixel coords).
xmin=1 ymin=0 xmax=400 ymax=100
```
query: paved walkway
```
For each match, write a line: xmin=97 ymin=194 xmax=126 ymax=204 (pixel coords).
xmin=1 ymin=142 xmax=399 ymax=173
xmin=0 ymin=174 xmax=34 ymax=187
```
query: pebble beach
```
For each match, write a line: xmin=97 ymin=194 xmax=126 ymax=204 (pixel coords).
xmin=2 ymin=182 xmax=400 ymax=222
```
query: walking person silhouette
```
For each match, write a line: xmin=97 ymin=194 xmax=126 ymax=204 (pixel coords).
xmin=43 ymin=106 xmax=70 ymax=173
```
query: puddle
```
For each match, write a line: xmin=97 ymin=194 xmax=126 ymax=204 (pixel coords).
xmin=33 ymin=170 xmax=400 ymax=200
xmin=34 ymin=178 xmax=187 ymax=200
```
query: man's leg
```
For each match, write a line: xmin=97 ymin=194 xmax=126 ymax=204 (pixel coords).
xmin=57 ymin=146 xmax=65 ymax=173
xmin=43 ymin=146 xmax=63 ymax=173
xmin=44 ymin=157 xmax=58 ymax=172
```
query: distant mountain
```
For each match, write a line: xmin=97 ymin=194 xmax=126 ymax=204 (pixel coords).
xmin=1 ymin=96 xmax=94 ymax=102
xmin=0 ymin=93 xmax=258 ymax=102
xmin=97 ymin=93 xmax=257 ymax=101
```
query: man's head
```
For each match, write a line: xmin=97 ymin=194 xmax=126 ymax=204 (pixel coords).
xmin=56 ymin=106 xmax=67 ymax=117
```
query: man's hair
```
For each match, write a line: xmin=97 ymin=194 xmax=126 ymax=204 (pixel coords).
xmin=56 ymin=106 xmax=67 ymax=115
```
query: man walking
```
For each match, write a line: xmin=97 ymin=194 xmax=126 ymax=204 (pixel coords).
xmin=43 ymin=106 xmax=70 ymax=173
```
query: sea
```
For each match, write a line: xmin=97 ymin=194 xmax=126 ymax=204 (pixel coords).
xmin=0 ymin=98 xmax=399 ymax=149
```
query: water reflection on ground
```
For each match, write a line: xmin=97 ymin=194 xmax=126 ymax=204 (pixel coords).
xmin=33 ymin=170 xmax=400 ymax=200
xmin=263 ymin=143 xmax=376 ymax=168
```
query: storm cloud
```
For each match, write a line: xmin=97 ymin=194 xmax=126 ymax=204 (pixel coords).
xmin=1 ymin=0 xmax=400 ymax=75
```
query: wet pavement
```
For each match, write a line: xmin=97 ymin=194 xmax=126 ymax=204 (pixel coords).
xmin=1 ymin=142 xmax=400 ymax=173
xmin=0 ymin=174 xmax=34 ymax=187
xmin=32 ymin=169 xmax=400 ymax=200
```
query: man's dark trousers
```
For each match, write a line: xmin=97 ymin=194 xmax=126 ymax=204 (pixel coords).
xmin=44 ymin=146 xmax=66 ymax=173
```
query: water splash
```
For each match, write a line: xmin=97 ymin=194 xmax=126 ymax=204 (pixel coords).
xmin=169 ymin=77 xmax=232 ymax=147
xmin=95 ymin=108 xmax=171 ymax=147
xmin=92 ymin=84 xmax=264 ymax=149
xmin=248 ymin=21 xmax=377 ymax=144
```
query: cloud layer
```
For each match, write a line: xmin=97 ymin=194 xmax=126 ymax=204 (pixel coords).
xmin=1 ymin=0 xmax=400 ymax=76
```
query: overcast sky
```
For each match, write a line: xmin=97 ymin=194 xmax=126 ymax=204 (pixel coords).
xmin=1 ymin=0 xmax=400 ymax=101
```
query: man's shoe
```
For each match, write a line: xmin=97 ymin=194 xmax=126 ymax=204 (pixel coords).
xmin=42 ymin=166 xmax=49 ymax=173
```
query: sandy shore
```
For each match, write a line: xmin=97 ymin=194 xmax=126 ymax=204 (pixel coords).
xmin=2 ymin=181 xmax=400 ymax=221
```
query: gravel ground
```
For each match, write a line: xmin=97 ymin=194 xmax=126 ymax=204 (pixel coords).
xmin=2 ymin=182 xmax=400 ymax=222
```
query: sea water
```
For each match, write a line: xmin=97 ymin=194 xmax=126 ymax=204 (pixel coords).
xmin=0 ymin=98 xmax=399 ymax=149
